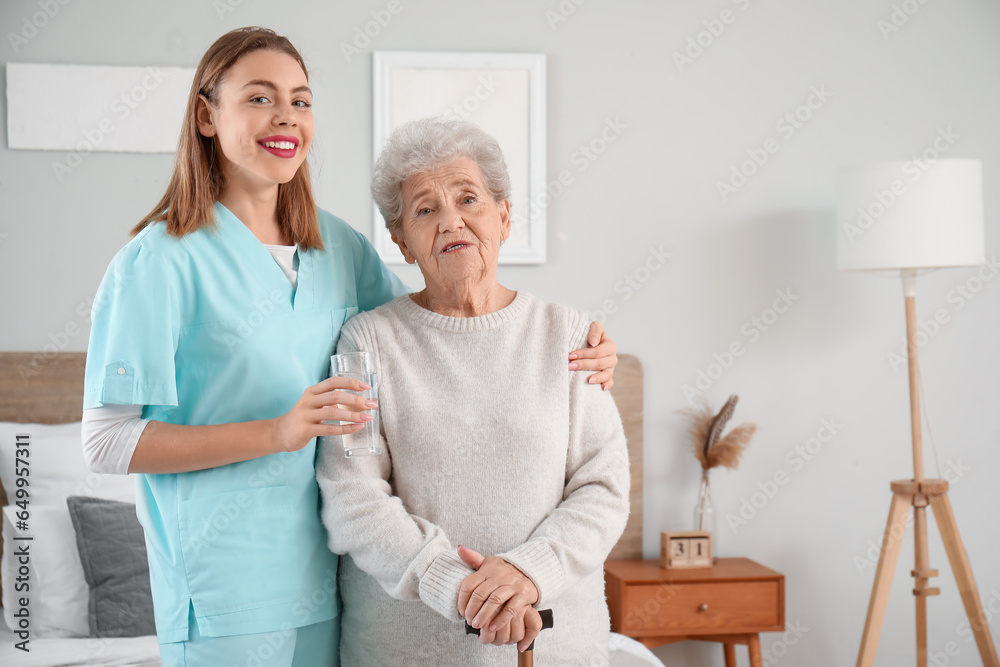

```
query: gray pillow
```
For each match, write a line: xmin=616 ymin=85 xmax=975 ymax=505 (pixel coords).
xmin=66 ymin=496 xmax=156 ymax=637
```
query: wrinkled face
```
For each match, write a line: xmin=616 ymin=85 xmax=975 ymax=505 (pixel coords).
xmin=196 ymin=49 xmax=313 ymax=192
xmin=392 ymin=157 xmax=511 ymax=287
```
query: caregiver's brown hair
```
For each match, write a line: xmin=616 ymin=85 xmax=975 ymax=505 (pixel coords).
xmin=132 ymin=27 xmax=322 ymax=249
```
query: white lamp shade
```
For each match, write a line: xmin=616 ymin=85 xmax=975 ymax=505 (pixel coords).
xmin=836 ymin=159 xmax=985 ymax=271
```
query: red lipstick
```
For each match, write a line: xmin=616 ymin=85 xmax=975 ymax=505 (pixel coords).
xmin=258 ymin=135 xmax=300 ymax=158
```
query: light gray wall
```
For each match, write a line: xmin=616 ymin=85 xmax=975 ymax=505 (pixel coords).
xmin=2 ymin=1 xmax=998 ymax=664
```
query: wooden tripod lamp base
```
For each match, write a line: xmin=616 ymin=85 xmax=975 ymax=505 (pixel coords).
xmin=856 ymin=478 xmax=999 ymax=667
xmin=837 ymin=161 xmax=992 ymax=666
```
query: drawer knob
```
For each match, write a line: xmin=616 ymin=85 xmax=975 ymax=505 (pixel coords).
xmin=698 ymin=604 xmax=709 ymax=612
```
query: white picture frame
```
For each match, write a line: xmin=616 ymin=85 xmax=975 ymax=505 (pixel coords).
xmin=372 ymin=51 xmax=547 ymax=264
xmin=6 ymin=63 xmax=194 ymax=154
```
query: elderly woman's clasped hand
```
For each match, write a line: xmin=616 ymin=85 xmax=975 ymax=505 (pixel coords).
xmin=456 ymin=546 xmax=544 ymax=653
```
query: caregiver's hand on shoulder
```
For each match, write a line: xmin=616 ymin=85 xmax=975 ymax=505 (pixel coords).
xmin=271 ymin=377 xmax=377 ymax=452
xmin=568 ymin=320 xmax=618 ymax=390
xmin=457 ymin=546 xmax=541 ymax=651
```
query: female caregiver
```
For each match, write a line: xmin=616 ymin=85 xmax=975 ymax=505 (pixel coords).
xmin=80 ymin=27 xmax=617 ymax=666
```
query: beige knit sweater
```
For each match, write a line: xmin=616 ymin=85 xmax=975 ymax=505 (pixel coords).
xmin=317 ymin=292 xmax=630 ymax=666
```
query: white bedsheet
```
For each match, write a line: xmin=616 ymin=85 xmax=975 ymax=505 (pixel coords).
xmin=0 ymin=622 xmax=160 ymax=667
xmin=610 ymin=632 xmax=668 ymax=666
xmin=0 ymin=623 xmax=663 ymax=666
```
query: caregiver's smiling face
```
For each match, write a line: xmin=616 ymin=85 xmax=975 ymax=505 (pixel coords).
xmin=196 ymin=49 xmax=314 ymax=193
xmin=392 ymin=157 xmax=511 ymax=288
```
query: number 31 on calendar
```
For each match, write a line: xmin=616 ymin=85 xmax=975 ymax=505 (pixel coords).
xmin=660 ymin=531 xmax=713 ymax=569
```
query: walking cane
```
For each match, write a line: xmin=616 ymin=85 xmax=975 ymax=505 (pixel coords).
xmin=465 ymin=609 xmax=554 ymax=667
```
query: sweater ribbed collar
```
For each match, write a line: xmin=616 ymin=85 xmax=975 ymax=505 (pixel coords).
xmin=394 ymin=291 xmax=533 ymax=332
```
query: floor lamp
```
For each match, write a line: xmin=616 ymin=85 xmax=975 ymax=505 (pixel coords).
xmin=836 ymin=159 xmax=998 ymax=667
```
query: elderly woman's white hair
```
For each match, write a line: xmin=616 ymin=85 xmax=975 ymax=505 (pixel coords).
xmin=371 ymin=117 xmax=512 ymax=234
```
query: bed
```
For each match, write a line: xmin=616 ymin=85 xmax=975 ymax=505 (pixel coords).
xmin=0 ymin=351 xmax=661 ymax=666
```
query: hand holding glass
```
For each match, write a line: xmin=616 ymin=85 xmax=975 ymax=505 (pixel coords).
xmin=325 ymin=351 xmax=381 ymax=457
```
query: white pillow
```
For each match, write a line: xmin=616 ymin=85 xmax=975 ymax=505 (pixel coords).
xmin=0 ymin=422 xmax=134 ymax=505
xmin=0 ymin=422 xmax=135 ymax=636
xmin=2 ymin=505 xmax=89 ymax=637
xmin=0 ymin=507 xmax=27 ymax=635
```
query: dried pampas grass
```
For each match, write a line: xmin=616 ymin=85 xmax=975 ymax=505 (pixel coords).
xmin=681 ymin=394 xmax=757 ymax=471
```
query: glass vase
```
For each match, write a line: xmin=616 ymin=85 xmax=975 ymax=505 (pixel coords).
xmin=693 ymin=472 xmax=717 ymax=553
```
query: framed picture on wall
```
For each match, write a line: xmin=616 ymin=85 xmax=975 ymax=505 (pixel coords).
xmin=372 ymin=51 xmax=547 ymax=264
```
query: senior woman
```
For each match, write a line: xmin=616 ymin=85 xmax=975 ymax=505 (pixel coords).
xmin=317 ymin=117 xmax=630 ymax=665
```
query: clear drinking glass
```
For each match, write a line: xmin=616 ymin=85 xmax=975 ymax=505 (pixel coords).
xmin=326 ymin=351 xmax=380 ymax=457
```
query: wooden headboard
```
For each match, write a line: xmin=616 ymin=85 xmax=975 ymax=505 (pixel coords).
xmin=606 ymin=354 xmax=643 ymax=560
xmin=0 ymin=351 xmax=644 ymax=557
xmin=0 ymin=352 xmax=88 ymax=606
xmin=0 ymin=352 xmax=89 ymax=511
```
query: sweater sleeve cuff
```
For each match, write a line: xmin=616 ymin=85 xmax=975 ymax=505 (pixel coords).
xmin=418 ymin=550 xmax=475 ymax=622
xmin=499 ymin=540 xmax=565 ymax=607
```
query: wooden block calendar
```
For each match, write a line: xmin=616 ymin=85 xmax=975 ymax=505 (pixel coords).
xmin=660 ymin=531 xmax=713 ymax=569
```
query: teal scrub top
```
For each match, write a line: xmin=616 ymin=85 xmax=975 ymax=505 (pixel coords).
xmin=83 ymin=202 xmax=408 ymax=643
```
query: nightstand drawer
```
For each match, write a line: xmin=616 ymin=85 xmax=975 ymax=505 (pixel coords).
xmin=622 ymin=581 xmax=780 ymax=634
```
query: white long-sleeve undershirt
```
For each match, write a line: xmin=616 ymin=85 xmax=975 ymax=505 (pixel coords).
xmin=81 ymin=404 xmax=148 ymax=474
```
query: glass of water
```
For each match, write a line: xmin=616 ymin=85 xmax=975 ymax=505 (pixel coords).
xmin=327 ymin=351 xmax=381 ymax=457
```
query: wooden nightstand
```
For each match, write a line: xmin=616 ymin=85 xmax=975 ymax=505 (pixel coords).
xmin=605 ymin=558 xmax=785 ymax=667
